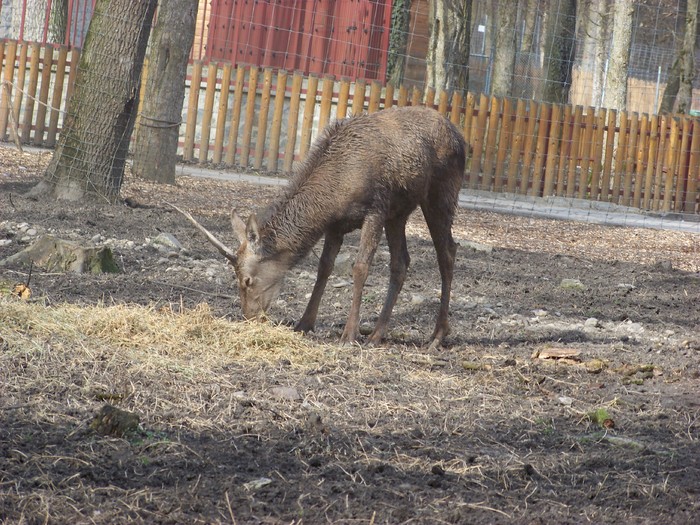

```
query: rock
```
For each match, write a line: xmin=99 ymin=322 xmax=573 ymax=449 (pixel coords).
xmin=152 ymin=232 xmax=183 ymax=252
xmin=1 ymin=235 xmax=119 ymax=274
xmin=560 ymin=278 xmax=585 ymax=290
xmin=334 ymin=252 xmax=354 ymax=276
xmin=584 ymin=318 xmax=601 ymax=329
xmin=0 ymin=239 xmax=11 ymax=247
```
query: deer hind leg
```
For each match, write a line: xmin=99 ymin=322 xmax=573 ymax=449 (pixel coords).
xmin=340 ymin=213 xmax=384 ymax=345
xmin=368 ymin=214 xmax=411 ymax=346
xmin=422 ymin=188 xmax=459 ymax=349
xmin=296 ymin=231 xmax=344 ymax=333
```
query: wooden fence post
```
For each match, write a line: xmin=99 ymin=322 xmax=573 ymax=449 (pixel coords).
xmin=240 ymin=66 xmax=259 ymax=168
xmin=674 ymin=117 xmax=691 ymax=212
xmin=199 ymin=62 xmax=219 ymax=163
xmin=684 ymin=120 xmax=699 ymax=212
xmin=469 ymin=93 xmax=489 ymax=189
xmin=183 ymin=60 xmax=202 ymax=162
xmin=299 ymin=73 xmax=319 ymax=160
xmin=506 ymin=98 xmax=526 ymax=193
xmin=283 ymin=71 xmax=304 ymax=172
xmin=212 ymin=62 xmax=232 ymax=165
xmin=336 ymin=77 xmax=351 ymax=119
xmin=556 ymin=104 xmax=573 ymax=196
xmin=267 ymin=69 xmax=288 ymax=172
xmin=224 ymin=64 xmax=247 ymax=166
xmin=33 ymin=45 xmax=54 ymax=146
xmin=0 ymin=40 xmax=18 ymax=141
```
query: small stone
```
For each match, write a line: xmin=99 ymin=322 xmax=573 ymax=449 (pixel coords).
xmin=0 ymin=239 xmax=11 ymax=247
xmin=584 ymin=318 xmax=601 ymax=328
xmin=26 ymin=228 xmax=37 ymax=237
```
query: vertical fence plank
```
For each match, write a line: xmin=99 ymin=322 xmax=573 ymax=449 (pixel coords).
xmin=199 ymin=62 xmax=219 ymax=163
xmin=469 ymin=94 xmax=489 ymax=189
xmin=543 ymin=103 xmax=562 ymax=197
xmin=336 ymin=77 xmax=351 ymax=119
xmin=212 ymin=62 xmax=232 ymax=165
xmin=352 ymin=79 xmax=366 ymax=115
xmin=565 ymin=106 xmax=583 ymax=198
xmin=299 ymin=74 xmax=319 ymax=160
xmin=643 ymin=114 xmax=659 ymax=209
xmin=482 ymin=96 xmax=501 ymax=190
xmin=632 ymin=113 xmax=649 ymax=207
xmin=224 ymin=64 xmax=246 ymax=165
xmin=11 ymin=42 xmax=29 ymax=141
xmin=384 ymin=83 xmax=395 ymax=109
xmin=240 ymin=66 xmax=260 ymax=168
xmin=267 ymin=69 xmax=288 ymax=172
xmin=424 ymin=87 xmax=435 ymax=108
xmin=507 ymin=99 xmax=526 ymax=193
xmin=577 ymin=108 xmax=596 ymax=199
xmin=283 ymin=71 xmax=304 ymax=172
xmin=65 ymin=49 xmax=80 ymax=108
xmin=556 ymin=104 xmax=573 ymax=196
xmin=0 ymin=40 xmax=18 ymax=140
xmin=437 ymin=89 xmax=449 ymax=115
xmin=684 ymin=121 xmax=699 ymax=212
xmin=462 ymin=92 xmax=475 ymax=145
xmin=33 ymin=45 xmax=54 ymax=146
xmin=397 ymin=84 xmax=409 ymax=107
xmin=449 ymin=91 xmax=462 ymax=126
xmin=21 ymin=43 xmax=41 ymax=143
xmin=589 ymin=108 xmax=607 ymax=201
xmin=621 ymin=113 xmax=639 ymax=205
xmin=531 ymin=103 xmax=552 ymax=197
xmin=45 ymin=46 xmax=69 ymax=148
xmin=183 ymin=60 xmax=202 ymax=162
xmin=410 ymin=86 xmax=422 ymax=106
xmin=368 ymin=80 xmax=382 ymax=113
xmin=652 ymin=115 xmax=669 ymax=210
xmin=494 ymin=97 xmax=513 ymax=192
xmin=520 ymin=101 xmax=540 ymax=194
xmin=600 ymin=109 xmax=617 ymax=201
xmin=663 ymin=117 xmax=680 ymax=212
xmin=253 ymin=67 xmax=274 ymax=169
xmin=318 ymin=74 xmax=335 ymax=129
xmin=674 ymin=117 xmax=691 ymax=212
xmin=611 ymin=111 xmax=629 ymax=203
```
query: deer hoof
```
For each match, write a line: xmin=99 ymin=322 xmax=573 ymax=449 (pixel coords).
xmin=427 ymin=337 xmax=443 ymax=351
xmin=294 ymin=321 xmax=315 ymax=333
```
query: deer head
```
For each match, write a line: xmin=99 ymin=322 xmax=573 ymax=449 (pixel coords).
xmin=168 ymin=203 xmax=287 ymax=320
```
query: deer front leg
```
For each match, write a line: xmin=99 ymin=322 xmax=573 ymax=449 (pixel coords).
xmin=340 ymin=214 xmax=384 ymax=344
xmin=295 ymin=232 xmax=343 ymax=333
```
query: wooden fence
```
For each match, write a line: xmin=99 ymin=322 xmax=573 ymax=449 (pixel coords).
xmin=1 ymin=41 xmax=698 ymax=214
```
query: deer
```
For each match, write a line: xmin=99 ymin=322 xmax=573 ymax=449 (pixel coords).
xmin=170 ymin=105 xmax=467 ymax=349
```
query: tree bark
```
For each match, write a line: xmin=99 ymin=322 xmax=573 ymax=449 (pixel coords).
xmin=426 ymin=0 xmax=472 ymax=93
xmin=387 ymin=0 xmax=411 ymax=86
xmin=543 ymin=0 xmax=577 ymax=104
xmin=491 ymin=0 xmax=518 ymax=97
xmin=132 ymin=0 xmax=198 ymax=185
xmin=661 ymin=0 xmax=698 ymax=114
xmin=602 ymin=0 xmax=633 ymax=111
xmin=29 ymin=0 xmax=157 ymax=203
xmin=590 ymin=0 xmax=610 ymax=108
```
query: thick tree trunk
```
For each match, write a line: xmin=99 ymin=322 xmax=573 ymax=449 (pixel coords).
xmin=426 ymin=0 xmax=472 ymax=93
xmin=387 ymin=0 xmax=411 ymax=86
xmin=661 ymin=0 xmax=698 ymax=114
xmin=590 ymin=0 xmax=610 ymax=107
xmin=491 ymin=0 xmax=518 ymax=97
xmin=602 ymin=0 xmax=633 ymax=111
xmin=543 ymin=0 xmax=577 ymax=104
xmin=29 ymin=0 xmax=157 ymax=203
xmin=132 ymin=0 xmax=198 ymax=185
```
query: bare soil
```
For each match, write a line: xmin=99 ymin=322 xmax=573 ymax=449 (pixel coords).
xmin=1 ymin=147 xmax=700 ymax=524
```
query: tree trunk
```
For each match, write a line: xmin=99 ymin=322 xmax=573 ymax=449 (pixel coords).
xmin=29 ymin=0 xmax=157 ymax=203
xmin=602 ymin=0 xmax=633 ymax=111
xmin=426 ymin=0 xmax=472 ymax=93
xmin=590 ymin=0 xmax=610 ymax=107
xmin=132 ymin=0 xmax=198 ymax=185
xmin=661 ymin=0 xmax=698 ymax=114
xmin=491 ymin=0 xmax=518 ymax=97
xmin=387 ymin=0 xmax=411 ymax=86
xmin=543 ymin=0 xmax=577 ymax=104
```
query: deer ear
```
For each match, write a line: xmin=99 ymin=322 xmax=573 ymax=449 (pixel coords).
xmin=246 ymin=214 xmax=261 ymax=250
xmin=231 ymin=210 xmax=247 ymax=245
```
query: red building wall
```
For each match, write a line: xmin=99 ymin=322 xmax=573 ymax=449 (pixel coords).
xmin=206 ymin=0 xmax=392 ymax=81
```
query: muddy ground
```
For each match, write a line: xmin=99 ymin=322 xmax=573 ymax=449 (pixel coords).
xmin=1 ymin=148 xmax=700 ymax=524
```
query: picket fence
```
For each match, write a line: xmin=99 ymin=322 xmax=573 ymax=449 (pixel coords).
xmin=0 ymin=41 xmax=698 ymax=214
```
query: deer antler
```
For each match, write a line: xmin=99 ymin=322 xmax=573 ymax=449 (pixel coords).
xmin=166 ymin=202 xmax=238 ymax=265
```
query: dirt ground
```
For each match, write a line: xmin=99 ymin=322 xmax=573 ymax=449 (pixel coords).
xmin=1 ymin=147 xmax=700 ymax=524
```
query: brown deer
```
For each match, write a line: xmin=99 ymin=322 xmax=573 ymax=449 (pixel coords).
xmin=171 ymin=106 xmax=466 ymax=348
